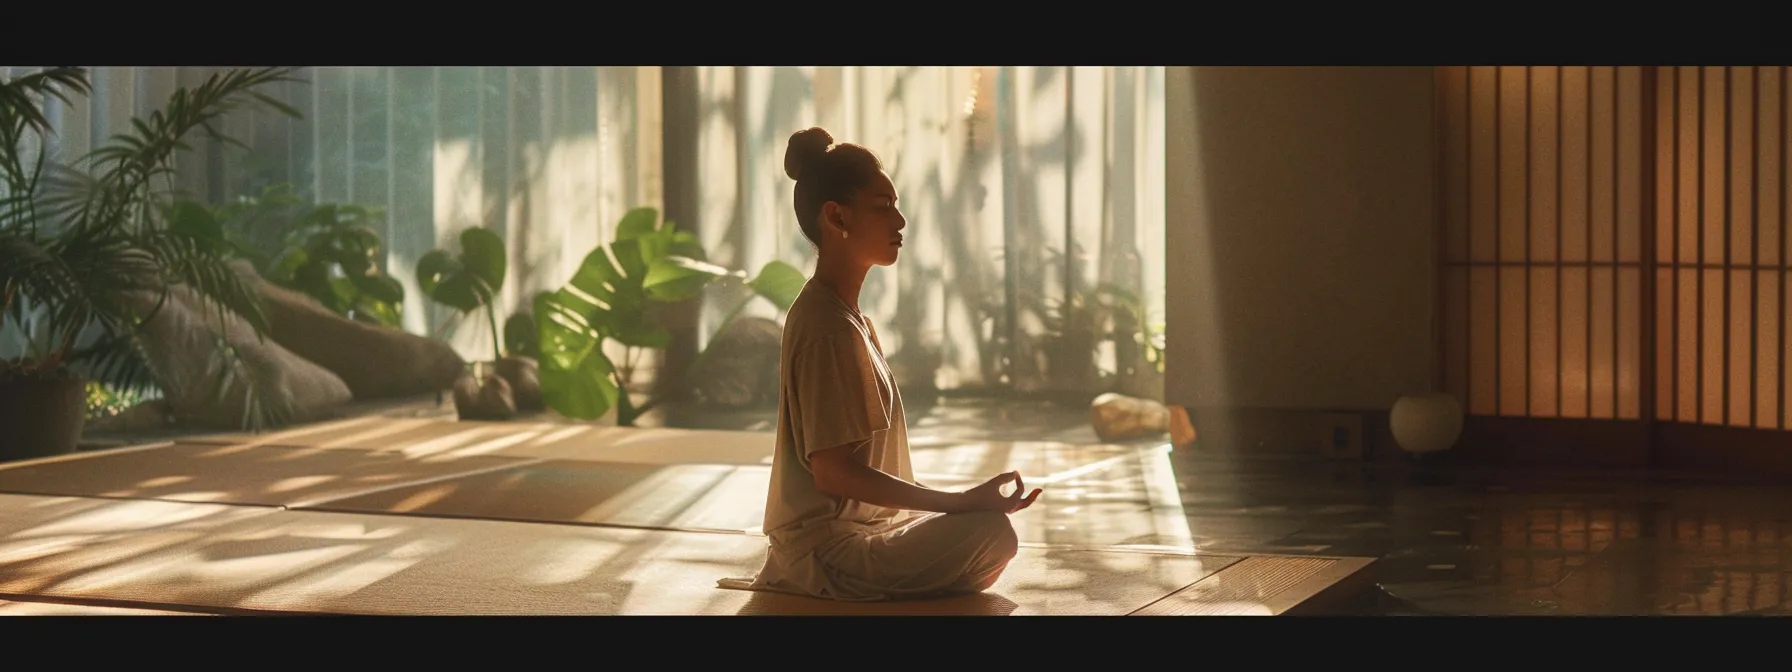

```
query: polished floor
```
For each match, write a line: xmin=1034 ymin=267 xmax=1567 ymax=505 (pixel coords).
xmin=669 ymin=397 xmax=1792 ymax=616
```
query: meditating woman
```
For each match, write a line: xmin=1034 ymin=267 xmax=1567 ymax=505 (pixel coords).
xmin=719 ymin=127 xmax=1041 ymax=602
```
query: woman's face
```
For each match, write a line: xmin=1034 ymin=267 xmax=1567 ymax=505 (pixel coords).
xmin=831 ymin=170 xmax=906 ymax=268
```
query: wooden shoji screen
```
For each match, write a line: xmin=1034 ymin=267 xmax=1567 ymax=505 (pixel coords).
xmin=1438 ymin=66 xmax=1649 ymax=422
xmin=1657 ymin=66 xmax=1788 ymax=429
xmin=1439 ymin=66 xmax=1790 ymax=433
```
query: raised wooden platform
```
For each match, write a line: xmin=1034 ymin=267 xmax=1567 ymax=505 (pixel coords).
xmin=0 ymin=420 xmax=1376 ymax=616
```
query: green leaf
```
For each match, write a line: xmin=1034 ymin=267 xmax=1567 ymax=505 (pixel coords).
xmin=248 ymin=91 xmax=303 ymax=120
xmin=347 ymin=226 xmax=383 ymax=257
xmin=644 ymin=255 xmax=727 ymax=303
xmin=299 ymin=204 xmax=338 ymax=232
xmin=164 ymin=200 xmax=225 ymax=250
xmin=611 ymin=321 xmax=671 ymax=349
xmin=415 ymin=228 xmax=504 ymax=313
xmin=350 ymin=274 xmax=404 ymax=304
xmin=329 ymin=276 xmax=358 ymax=306
xmin=415 ymin=250 xmax=456 ymax=297
xmin=609 ymin=236 xmax=650 ymax=283
xmin=459 ymin=227 xmax=506 ymax=292
xmin=746 ymin=260 xmax=807 ymax=312
xmin=614 ymin=207 xmax=658 ymax=241
xmin=294 ymin=264 xmax=338 ymax=311
xmin=554 ymin=247 xmax=624 ymax=318
xmin=534 ymin=291 xmax=620 ymax=420
xmin=435 ymin=275 xmax=488 ymax=313
xmin=667 ymin=230 xmax=706 ymax=261
xmin=504 ymin=311 xmax=539 ymax=358
xmin=354 ymin=296 xmax=403 ymax=327
xmin=535 ymin=292 xmax=594 ymax=372
xmin=336 ymin=252 xmax=374 ymax=278
xmin=539 ymin=347 xmax=619 ymax=420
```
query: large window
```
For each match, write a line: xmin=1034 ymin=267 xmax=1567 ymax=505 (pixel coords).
xmin=4 ymin=65 xmax=1166 ymax=402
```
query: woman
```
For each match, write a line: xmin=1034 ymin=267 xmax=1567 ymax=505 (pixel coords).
xmin=719 ymin=127 xmax=1042 ymax=602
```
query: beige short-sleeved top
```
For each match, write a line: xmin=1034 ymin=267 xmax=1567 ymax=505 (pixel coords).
xmin=759 ymin=279 xmax=913 ymax=559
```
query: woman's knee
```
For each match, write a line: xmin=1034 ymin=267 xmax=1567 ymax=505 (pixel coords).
xmin=959 ymin=513 xmax=1017 ymax=593
xmin=957 ymin=510 xmax=1019 ymax=560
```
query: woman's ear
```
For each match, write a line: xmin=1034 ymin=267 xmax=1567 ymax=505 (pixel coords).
xmin=822 ymin=201 xmax=847 ymax=234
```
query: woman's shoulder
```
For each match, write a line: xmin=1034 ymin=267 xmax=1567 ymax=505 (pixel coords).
xmin=783 ymin=287 xmax=865 ymax=344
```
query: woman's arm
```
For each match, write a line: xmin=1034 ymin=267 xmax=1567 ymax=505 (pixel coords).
xmin=811 ymin=441 xmax=971 ymax=514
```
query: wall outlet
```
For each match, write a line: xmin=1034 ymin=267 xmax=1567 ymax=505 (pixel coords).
xmin=1318 ymin=412 xmax=1365 ymax=460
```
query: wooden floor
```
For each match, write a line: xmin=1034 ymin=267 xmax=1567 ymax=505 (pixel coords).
xmin=0 ymin=419 xmax=1374 ymax=616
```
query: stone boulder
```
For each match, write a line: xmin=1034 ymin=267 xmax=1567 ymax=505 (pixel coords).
xmin=1089 ymin=392 xmax=1171 ymax=443
xmin=688 ymin=316 xmax=783 ymax=409
xmin=233 ymin=261 xmax=464 ymax=401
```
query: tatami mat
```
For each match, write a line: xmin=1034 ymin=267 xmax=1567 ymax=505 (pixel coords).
xmin=0 ymin=420 xmax=1378 ymax=615
xmin=19 ymin=422 xmax=1197 ymax=549
xmin=0 ymin=493 xmax=1247 ymax=615
xmin=0 ymin=598 xmax=203 ymax=615
xmin=181 ymin=417 xmax=1154 ymax=474
xmin=182 ymin=418 xmax=630 ymax=456
xmin=298 ymin=453 xmax=1185 ymax=550
xmin=255 ymin=428 xmax=1187 ymax=547
xmin=303 ymin=461 xmax=773 ymax=533
xmin=181 ymin=419 xmax=779 ymax=465
xmin=178 ymin=419 xmax=1168 ymax=493
xmin=0 ymin=443 xmax=537 ymax=509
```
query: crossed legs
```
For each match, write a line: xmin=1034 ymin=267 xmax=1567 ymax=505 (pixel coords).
xmin=817 ymin=510 xmax=1020 ymax=600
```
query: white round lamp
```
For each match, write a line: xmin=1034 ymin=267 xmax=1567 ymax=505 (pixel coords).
xmin=1390 ymin=392 xmax=1463 ymax=455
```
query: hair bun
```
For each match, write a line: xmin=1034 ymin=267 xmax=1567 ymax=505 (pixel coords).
xmin=784 ymin=126 xmax=834 ymax=181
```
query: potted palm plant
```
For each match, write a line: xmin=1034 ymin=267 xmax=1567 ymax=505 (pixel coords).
xmin=0 ymin=66 xmax=300 ymax=462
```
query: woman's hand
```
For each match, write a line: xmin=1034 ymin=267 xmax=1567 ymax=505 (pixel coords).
xmin=957 ymin=471 xmax=1042 ymax=514
xmin=811 ymin=443 xmax=1042 ymax=515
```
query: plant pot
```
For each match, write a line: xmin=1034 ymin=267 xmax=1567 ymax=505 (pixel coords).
xmin=0 ymin=371 xmax=86 ymax=463
xmin=493 ymin=355 xmax=542 ymax=412
xmin=452 ymin=366 xmax=517 ymax=421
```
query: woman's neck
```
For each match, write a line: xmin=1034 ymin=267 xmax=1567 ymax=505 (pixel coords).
xmin=811 ymin=252 xmax=869 ymax=313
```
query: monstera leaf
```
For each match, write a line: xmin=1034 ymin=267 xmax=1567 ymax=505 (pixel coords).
xmin=534 ymin=207 xmax=812 ymax=422
xmin=745 ymin=260 xmax=805 ymax=312
xmin=535 ymin=289 xmax=619 ymax=420
xmin=535 ymin=207 xmax=721 ymax=420
xmin=417 ymin=227 xmax=506 ymax=313
xmin=504 ymin=310 xmax=539 ymax=358
xmin=417 ymin=226 xmax=508 ymax=361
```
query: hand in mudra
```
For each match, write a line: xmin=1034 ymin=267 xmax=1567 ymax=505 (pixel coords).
xmin=962 ymin=471 xmax=1042 ymax=514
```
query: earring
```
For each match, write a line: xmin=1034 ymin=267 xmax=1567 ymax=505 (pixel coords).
xmin=842 ymin=230 xmax=849 ymax=239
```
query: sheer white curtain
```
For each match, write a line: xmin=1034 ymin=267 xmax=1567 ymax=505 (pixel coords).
xmin=10 ymin=66 xmax=663 ymax=362
xmin=692 ymin=66 xmax=1165 ymax=397
xmin=269 ymin=66 xmax=665 ymax=359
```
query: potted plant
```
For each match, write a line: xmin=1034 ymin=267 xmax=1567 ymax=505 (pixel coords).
xmin=0 ymin=66 xmax=299 ymax=462
xmin=535 ymin=206 xmax=804 ymax=426
xmin=416 ymin=226 xmax=529 ymax=419
xmin=167 ymin=183 xmax=407 ymax=328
